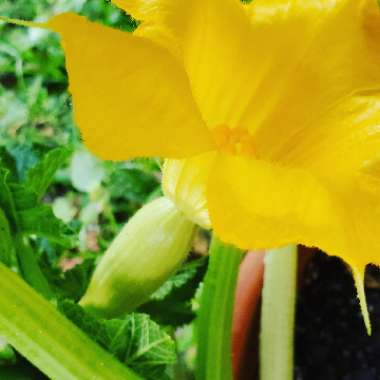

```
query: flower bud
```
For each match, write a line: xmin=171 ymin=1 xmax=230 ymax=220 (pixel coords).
xmin=80 ymin=196 xmax=195 ymax=317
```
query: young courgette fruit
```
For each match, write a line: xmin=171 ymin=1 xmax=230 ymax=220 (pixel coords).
xmin=80 ymin=196 xmax=195 ymax=317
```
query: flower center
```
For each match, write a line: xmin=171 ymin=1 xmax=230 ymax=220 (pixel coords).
xmin=213 ymin=124 xmax=257 ymax=157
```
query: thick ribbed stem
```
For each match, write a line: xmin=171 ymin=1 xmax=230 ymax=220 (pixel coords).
xmin=0 ymin=262 xmax=141 ymax=380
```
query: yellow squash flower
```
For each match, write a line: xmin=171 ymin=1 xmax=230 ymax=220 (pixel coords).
xmin=37 ymin=0 xmax=380 ymax=324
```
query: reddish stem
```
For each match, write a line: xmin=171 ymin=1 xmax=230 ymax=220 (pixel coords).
xmin=232 ymin=251 xmax=265 ymax=380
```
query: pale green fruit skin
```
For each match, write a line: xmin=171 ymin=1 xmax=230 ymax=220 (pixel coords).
xmin=80 ymin=196 xmax=195 ymax=318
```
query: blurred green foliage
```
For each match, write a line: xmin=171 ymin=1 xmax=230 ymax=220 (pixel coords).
xmin=0 ymin=0 xmax=159 ymax=256
xmin=0 ymin=1 xmax=206 ymax=379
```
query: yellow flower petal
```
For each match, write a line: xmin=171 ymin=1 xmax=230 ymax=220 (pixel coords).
xmin=47 ymin=13 xmax=213 ymax=160
xmin=352 ymin=267 xmax=371 ymax=335
xmin=111 ymin=0 xmax=187 ymax=58
xmin=279 ymin=92 xmax=380 ymax=176
xmin=241 ymin=0 xmax=380 ymax=159
xmin=207 ymin=155 xmax=380 ymax=270
xmin=111 ymin=0 xmax=180 ymax=22
xmin=113 ymin=1 xmax=380 ymax=149
xmin=110 ymin=0 xmax=145 ymax=19
xmin=178 ymin=0 xmax=259 ymax=128
xmin=207 ymin=154 xmax=341 ymax=251
xmin=162 ymin=152 xmax=217 ymax=229
xmin=113 ymin=0 xmax=262 ymax=129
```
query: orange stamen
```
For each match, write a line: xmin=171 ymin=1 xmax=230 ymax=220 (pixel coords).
xmin=213 ymin=124 xmax=257 ymax=158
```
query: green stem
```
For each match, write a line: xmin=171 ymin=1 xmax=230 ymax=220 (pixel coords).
xmin=196 ymin=236 xmax=244 ymax=380
xmin=260 ymin=245 xmax=298 ymax=380
xmin=0 ymin=262 xmax=141 ymax=380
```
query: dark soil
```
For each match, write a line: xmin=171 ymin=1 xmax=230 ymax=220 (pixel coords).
xmin=295 ymin=252 xmax=380 ymax=380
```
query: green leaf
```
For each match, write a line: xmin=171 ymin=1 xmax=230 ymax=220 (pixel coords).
xmin=26 ymin=147 xmax=71 ymax=199
xmin=0 ymin=207 xmax=16 ymax=266
xmin=59 ymin=300 xmax=109 ymax=347
xmin=108 ymin=166 xmax=159 ymax=204
xmin=41 ymin=257 xmax=95 ymax=302
xmin=18 ymin=205 xmax=75 ymax=247
xmin=150 ymin=257 xmax=207 ymax=301
xmin=109 ymin=313 xmax=176 ymax=380
xmin=59 ymin=300 xmax=176 ymax=380
xmin=6 ymin=144 xmax=39 ymax=181
xmin=0 ymin=147 xmax=18 ymax=180
xmin=0 ymin=168 xmax=18 ymax=229
xmin=15 ymin=236 xmax=54 ymax=300
xmin=10 ymin=183 xmax=38 ymax=211
xmin=140 ymin=257 xmax=208 ymax=326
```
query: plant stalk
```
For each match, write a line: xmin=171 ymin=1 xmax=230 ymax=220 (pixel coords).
xmin=260 ymin=245 xmax=298 ymax=380
xmin=0 ymin=262 xmax=141 ymax=380
xmin=196 ymin=236 xmax=244 ymax=380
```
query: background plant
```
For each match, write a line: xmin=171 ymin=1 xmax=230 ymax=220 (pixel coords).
xmin=0 ymin=1 xmax=208 ymax=378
